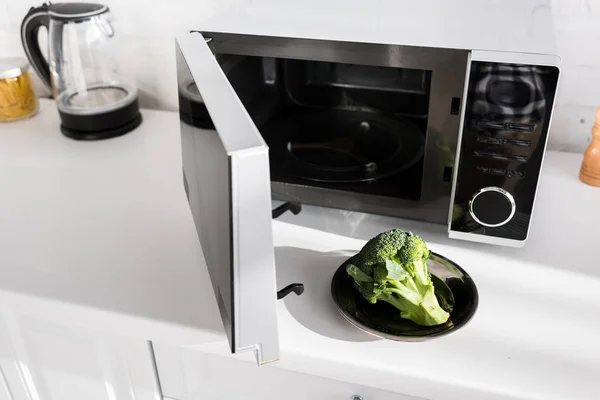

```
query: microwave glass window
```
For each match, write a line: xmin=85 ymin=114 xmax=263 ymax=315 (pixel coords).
xmin=220 ymin=55 xmax=432 ymax=202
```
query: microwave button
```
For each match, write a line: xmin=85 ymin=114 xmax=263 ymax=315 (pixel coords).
xmin=474 ymin=151 xmax=506 ymax=160
xmin=476 ymin=136 xmax=502 ymax=145
xmin=477 ymin=120 xmax=507 ymax=130
xmin=506 ymin=169 xmax=526 ymax=178
xmin=469 ymin=187 xmax=516 ymax=228
xmin=489 ymin=168 xmax=507 ymax=176
xmin=473 ymin=151 xmax=528 ymax=162
xmin=508 ymin=122 xmax=536 ymax=132
xmin=503 ymin=138 xmax=531 ymax=147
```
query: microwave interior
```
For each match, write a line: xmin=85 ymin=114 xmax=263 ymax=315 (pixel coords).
xmin=213 ymin=54 xmax=433 ymax=202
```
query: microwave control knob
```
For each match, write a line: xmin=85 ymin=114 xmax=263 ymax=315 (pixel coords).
xmin=468 ymin=187 xmax=516 ymax=227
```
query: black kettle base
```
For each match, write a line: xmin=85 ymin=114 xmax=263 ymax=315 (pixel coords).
xmin=61 ymin=113 xmax=143 ymax=141
xmin=59 ymin=97 xmax=143 ymax=141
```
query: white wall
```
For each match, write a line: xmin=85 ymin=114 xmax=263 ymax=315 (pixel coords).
xmin=1 ymin=0 xmax=599 ymax=152
xmin=1 ymin=0 xmax=215 ymax=111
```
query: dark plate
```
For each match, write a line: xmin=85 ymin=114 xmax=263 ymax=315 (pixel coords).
xmin=331 ymin=252 xmax=478 ymax=341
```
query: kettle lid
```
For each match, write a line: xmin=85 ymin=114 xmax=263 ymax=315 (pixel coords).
xmin=49 ymin=3 xmax=109 ymax=22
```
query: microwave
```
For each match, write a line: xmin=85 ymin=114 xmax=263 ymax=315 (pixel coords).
xmin=176 ymin=26 xmax=559 ymax=364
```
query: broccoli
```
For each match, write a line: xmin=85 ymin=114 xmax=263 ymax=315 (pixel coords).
xmin=346 ymin=229 xmax=449 ymax=326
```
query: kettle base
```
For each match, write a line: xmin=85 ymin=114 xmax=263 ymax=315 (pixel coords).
xmin=59 ymin=97 xmax=143 ymax=141
xmin=61 ymin=113 xmax=142 ymax=141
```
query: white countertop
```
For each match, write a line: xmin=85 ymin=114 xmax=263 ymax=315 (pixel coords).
xmin=0 ymin=100 xmax=224 ymax=345
xmin=1 ymin=100 xmax=600 ymax=400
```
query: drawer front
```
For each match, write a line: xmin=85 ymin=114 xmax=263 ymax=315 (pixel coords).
xmin=0 ymin=312 xmax=160 ymax=400
xmin=154 ymin=345 xmax=423 ymax=400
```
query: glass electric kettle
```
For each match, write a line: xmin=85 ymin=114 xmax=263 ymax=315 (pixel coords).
xmin=21 ymin=2 xmax=141 ymax=139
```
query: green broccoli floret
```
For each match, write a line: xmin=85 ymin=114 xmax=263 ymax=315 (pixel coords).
xmin=354 ymin=229 xmax=406 ymax=271
xmin=346 ymin=229 xmax=449 ymax=326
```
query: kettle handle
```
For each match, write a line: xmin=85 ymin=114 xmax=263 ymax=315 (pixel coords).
xmin=21 ymin=4 xmax=52 ymax=90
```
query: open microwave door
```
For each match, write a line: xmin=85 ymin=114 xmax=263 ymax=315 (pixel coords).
xmin=176 ymin=33 xmax=279 ymax=365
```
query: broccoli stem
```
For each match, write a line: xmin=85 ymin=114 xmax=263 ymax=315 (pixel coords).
xmin=381 ymin=289 xmax=449 ymax=326
xmin=409 ymin=260 xmax=431 ymax=287
xmin=381 ymin=276 xmax=449 ymax=326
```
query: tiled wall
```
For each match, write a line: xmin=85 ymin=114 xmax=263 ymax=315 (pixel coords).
xmin=1 ymin=0 xmax=599 ymax=152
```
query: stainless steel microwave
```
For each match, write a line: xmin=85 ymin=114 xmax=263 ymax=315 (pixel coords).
xmin=175 ymin=25 xmax=559 ymax=364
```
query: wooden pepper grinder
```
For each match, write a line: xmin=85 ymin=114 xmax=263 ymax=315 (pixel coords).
xmin=580 ymin=107 xmax=600 ymax=186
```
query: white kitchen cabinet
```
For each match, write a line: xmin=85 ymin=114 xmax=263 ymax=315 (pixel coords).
xmin=153 ymin=344 xmax=423 ymax=400
xmin=0 ymin=312 xmax=161 ymax=400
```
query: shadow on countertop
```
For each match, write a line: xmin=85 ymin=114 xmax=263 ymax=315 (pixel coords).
xmin=274 ymin=246 xmax=379 ymax=343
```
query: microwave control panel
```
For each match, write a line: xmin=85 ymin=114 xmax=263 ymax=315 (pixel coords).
xmin=450 ymin=61 xmax=559 ymax=243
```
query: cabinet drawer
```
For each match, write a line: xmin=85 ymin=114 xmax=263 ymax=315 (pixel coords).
xmin=0 ymin=313 xmax=160 ymax=400
xmin=154 ymin=345 xmax=422 ymax=400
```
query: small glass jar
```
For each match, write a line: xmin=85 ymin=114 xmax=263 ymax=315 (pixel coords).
xmin=0 ymin=58 xmax=39 ymax=122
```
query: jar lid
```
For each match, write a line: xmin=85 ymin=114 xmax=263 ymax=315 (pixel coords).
xmin=0 ymin=58 xmax=30 ymax=80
